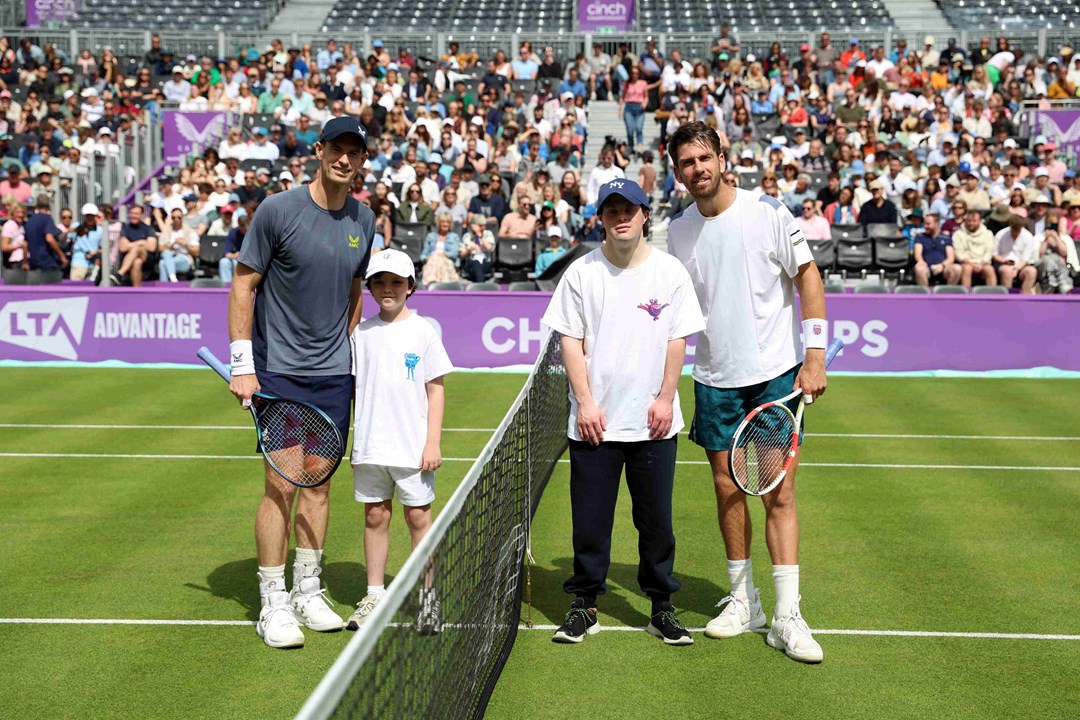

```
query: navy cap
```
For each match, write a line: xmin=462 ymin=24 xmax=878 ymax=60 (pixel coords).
xmin=596 ymin=178 xmax=651 ymax=213
xmin=319 ymin=116 xmax=368 ymax=144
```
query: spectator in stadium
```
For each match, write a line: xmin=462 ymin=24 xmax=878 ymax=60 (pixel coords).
xmin=0 ymin=164 xmax=30 ymax=204
xmin=1 ymin=201 xmax=26 ymax=268
xmin=116 ymin=204 xmax=156 ymax=287
xmin=1036 ymin=229 xmax=1075 ymax=293
xmin=1026 ymin=195 xmax=1053 ymax=235
xmin=823 ymin=186 xmax=859 ymax=225
xmin=585 ymin=146 xmax=625 ymax=206
xmin=459 ymin=216 xmax=495 ymax=282
xmin=796 ymin=199 xmax=831 ymax=241
xmin=29 ymin=167 xmax=56 ymax=203
xmin=397 ymin=183 xmax=435 ymax=225
xmin=860 ymin=179 xmax=899 ymax=233
xmin=468 ymin=174 xmax=506 ymax=225
xmin=784 ymin=173 xmax=815 ymax=215
xmin=952 ymin=208 xmax=996 ymax=288
xmin=155 ymin=207 xmax=199 ymax=282
xmin=420 ymin=211 xmax=460 ymax=286
xmin=235 ymin=170 xmax=268 ymax=206
xmin=68 ymin=202 xmax=102 ymax=280
xmin=619 ymin=66 xmax=649 ymax=155
xmin=218 ymin=212 xmax=247 ymax=283
xmin=993 ymin=214 xmax=1038 ymax=293
xmin=434 ymin=186 xmax=467 ymax=226
xmin=218 ymin=127 xmax=249 ymax=161
xmin=534 ymin=225 xmax=566 ymax=276
xmin=246 ymin=127 xmax=280 ymax=162
xmin=914 ymin=212 xmax=961 ymax=286
xmin=511 ymin=44 xmax=539 ymax=81
xmin=499 ymin=189 xmax=537 ymax=238
xmin=1025 ymin=168 xmax=1062 ymax=207
xmin=163 ymin=66 xmax=191 ymax=103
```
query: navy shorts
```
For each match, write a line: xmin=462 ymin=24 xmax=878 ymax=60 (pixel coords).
xmin=689 ymin=364 xmax=803 ymax=452
xmin=256 ymin=370 xmax=353 ymax=451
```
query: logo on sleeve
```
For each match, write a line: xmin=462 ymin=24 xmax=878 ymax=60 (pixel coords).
xmin=404 ymin=352 xmax=420 ymax=380
xmin=637 ymin=299 xmax=670 ymax=321
xmin=347 ymin=234 xmax=361 ymax=248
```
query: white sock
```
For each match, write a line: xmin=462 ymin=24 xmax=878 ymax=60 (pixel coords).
xmin=772 ymin=565 xmax=800 ymax=619
xmin=258 ymin=564 xmax=286 ymax=603
xmin=293 ymin=547 xmax=323 ymax=588
xmin=366 ymin=585 xmax=386 ymax=597
xmin=727 ymin=558 xmax=755 ymax=599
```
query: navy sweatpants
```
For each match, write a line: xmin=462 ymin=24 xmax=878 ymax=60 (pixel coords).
xmin=563 ymin=437 xmax=681 ymax=608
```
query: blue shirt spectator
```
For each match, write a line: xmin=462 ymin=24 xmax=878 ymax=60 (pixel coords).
xmin=511 ymin=59 xmax=539 ymax=80
xmin=24 ymin=206 xmax=64 ymax=270
xmin=468 ymin=185 xmax=507 ymax=223
xmin=559 ymin=78 xmax=587 ymax=99
xmin=751 ymin=97 xmax=775 ymax=114
xmin=316 ymin=44 xmax=343 ymax=71
xmin=916 ymin=230 xmax=952 ymax=266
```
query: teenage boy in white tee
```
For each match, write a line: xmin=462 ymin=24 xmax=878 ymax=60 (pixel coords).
xmin=666 ymin=122 xmax=829 ymax=663
xmin=542 ymin=178 xmax=706 ymax=646
xmin=345 ymin=249 xmax=454 ymax=634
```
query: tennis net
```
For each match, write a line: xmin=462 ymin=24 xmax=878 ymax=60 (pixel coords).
xmin=295 ymin=329 xmax=568 ymax=720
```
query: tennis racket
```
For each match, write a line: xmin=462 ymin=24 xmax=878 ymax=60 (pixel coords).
xmin=197 ymin=347 xmax=344 ymax=489
xmin=728 ymin=338 xmax=844 ymax=496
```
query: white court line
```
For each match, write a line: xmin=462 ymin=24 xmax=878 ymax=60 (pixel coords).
xmin=0 ymin=424 xmax=1076 ymax=443
xmin=0 ymin=452 xmax=1076 ymax=472
xmin=1 ymin=617 xmax=1076 ymax=641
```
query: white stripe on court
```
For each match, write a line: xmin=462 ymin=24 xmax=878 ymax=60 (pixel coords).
xmin=0 ymin=423 xmax=1076 ymax=443
xmin=1 ymin=617 xmax=1076 ymax=641
xmin=0 ymin=452 xmax=1076 ymax=473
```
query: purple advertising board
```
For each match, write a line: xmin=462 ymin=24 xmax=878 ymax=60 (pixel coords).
xmin=1 ymin=286 xmax=1078 ymax=372
xmin=578 ymin=0 xmax=634 ymax=32
xmin=1031 ymin=110 xmax=1080 ymax=160
xmin=25 ymin=0 xmax=79 ymax=27
xmin=162 ymin=111 xmax=229 ymax=165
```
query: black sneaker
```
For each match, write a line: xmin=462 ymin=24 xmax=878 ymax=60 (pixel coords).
xmin=551 ymin=598 xmax=599 ymax=643
xmin=647 ymin=602 xmax=694 ymax=645
xmin=416 ymin=589 xmax=441 ymax=635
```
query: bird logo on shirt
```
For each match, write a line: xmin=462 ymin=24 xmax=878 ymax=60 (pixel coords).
xmin=637 ymin=299 xmax=670 ymax=321
xmin=347 ymin=234 xmax=361 ymax=248
xmin=404 ymin=353 xmax=420 ymax=380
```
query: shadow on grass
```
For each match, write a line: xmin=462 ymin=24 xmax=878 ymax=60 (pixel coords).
xmin=186 ymin=559 xmax=374 ymax=621
xmin=526 ymin=557 xmax=727 ymax=628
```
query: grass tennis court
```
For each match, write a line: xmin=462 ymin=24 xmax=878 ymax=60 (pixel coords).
xmin=2 ymin=368 xmax=1078 ymax=719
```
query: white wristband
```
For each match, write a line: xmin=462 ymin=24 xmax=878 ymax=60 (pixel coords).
xmin=802 ymin=319 xmax=828 ymax=350
xmin=229 ymin=339 xmax=255 ymax=376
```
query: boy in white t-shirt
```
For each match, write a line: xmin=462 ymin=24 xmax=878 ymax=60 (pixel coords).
xmin=542 ymin=178 xmax=706 ymax=646
xmin=345 ymin=249 xmax=454 ymax=634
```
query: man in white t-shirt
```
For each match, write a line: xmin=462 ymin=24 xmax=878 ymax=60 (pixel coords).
xmin=585 ymin=146 xmax=626 ymax=205
xmin=993 ymin=215 xmax=1039 ymax=293
xmin=345 ymin=249 xmax=454 ymax=634
xmin=542 ymin=178 xmax=705 ymax=646
xmin=666 ymin=122 xmax=829 ymax=664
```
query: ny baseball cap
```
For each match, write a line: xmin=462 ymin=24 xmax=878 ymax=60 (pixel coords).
xmin=319 ymin=116 xmax=368 ymax=144
xmin=365 ymin=248 xmax=415 ymax=280
xmin=596 ymin=178 xmax=650 ymax=213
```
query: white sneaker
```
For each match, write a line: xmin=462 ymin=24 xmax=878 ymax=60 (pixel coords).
xmin=766 ymin=597 xmax=824 ymax=663
xmin=416 ymin=589 xmax=441 ymax=635
xmin=290 ymin=575 xmax=344 ymax=632
xmin=257 ymin=590 xmax=305 ymax=649
xmin=346 ymin=593 xmax=382 ymax=631
xmin=704 ymin=589 xmax=767 ymax=639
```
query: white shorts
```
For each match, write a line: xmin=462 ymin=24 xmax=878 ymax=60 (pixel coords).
xmin=353 ymin=464 xmax=435 ymax=507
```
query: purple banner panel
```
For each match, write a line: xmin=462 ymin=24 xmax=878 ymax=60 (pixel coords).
xmin=1032 ymin=110 xmax=1080 ymax=159
xmin=0 ymin=287 xmax=1078 ymax=372
xmin=162 ymin=111 xmax=228 ymax=165
xmin=26 ymin=0 xmax=79 ymax=27
xmin=578 ymin=0 xmax=635 ymax=32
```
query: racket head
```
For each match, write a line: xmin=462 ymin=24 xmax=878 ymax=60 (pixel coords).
xmin=251 ymin=395 xmax=344 ymax=488
xmin=728 ymin=401 xmax=799 ymax=496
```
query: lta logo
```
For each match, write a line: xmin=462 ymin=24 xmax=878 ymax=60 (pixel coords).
xmin=0 ymin=296 xmax=89 ymax=360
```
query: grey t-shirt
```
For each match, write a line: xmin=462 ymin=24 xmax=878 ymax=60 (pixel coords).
xmin=239 ymin=186 xmax=375 ymax=376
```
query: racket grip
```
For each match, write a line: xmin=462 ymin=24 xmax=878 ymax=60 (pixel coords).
xmin=197 ymin=346 xmax=232 ymax=383
xmin=824 ymin=338 xmax=844 ymax=367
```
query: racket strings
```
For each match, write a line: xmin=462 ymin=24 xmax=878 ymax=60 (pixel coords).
xmin=256 ymin=399 xmax=343 ymax=487
xmin=731 ymin=406 xmax=797 ymax=495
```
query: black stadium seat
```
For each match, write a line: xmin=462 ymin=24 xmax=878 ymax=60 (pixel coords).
xmin=808 ymin=238 xmax=836 ymax=272
xmin=394 ymin=223 xmax=429 ymax=263
xmin=874 ymin=236 xmax=910 ymax=273
xmin=495 ymin=236 xmax=533 ymax=269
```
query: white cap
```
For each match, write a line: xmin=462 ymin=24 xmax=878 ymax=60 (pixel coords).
xmin=1033 ymin=193 xmax=1052 ymax=204
xmin=1003 ymin=138 xmax=1018 ymax=149
xmin=546 ymin=224 xmax=562 ymax=237
xmin=560 ymin=91 xmax=574 ymax=101
xmin=365 ymin=248 xmax=416 ymax=280
xmin=172 ymin=65 xmax=184 ymax=73
xmin=81 ymin=202 xmax=99 ymax=215
xmin=97 ymin=126 xmax=113 ymax=136
xmin=1011 ymin=182 xmax=1026 ymax=192
xmin=925 ymin=35 xmax=935 ymax=45
xmin=771 ymin=135 xmax=787 ymax=146
xmin=278 ymin=170 xmax=293 ymax=181
xmin=746 ymin=53 xmax=756 ymax=63
xmin=741 ymin=149 xmax=755 ymax=159
xmin=1034 ymin=167 xmax=1049 ymax=177
xmin=470 ymin=115 xmax=484 ymax=126
xmin=80 ymin=87 xmax=97 ymax=97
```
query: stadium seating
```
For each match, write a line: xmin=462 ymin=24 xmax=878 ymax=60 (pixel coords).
xmin=320 ymin=0 xmax=573 ymax=33
xmin=939 ymin=0 xmax=1078 ymax=32
xmin=854 ymin=282 xmax=889 ymax=293
xmin=635 ymin=1 xmax=894 ymax=35
xmin=66 ymin=0 xmax=277 ymax=30
xmin=429 ymin=281 xmax=465 ymax=290
xmin=973 ymin=285 xmax=1011 ymax=294
xmin=808 ymin=238 xmax=837 ymax=272
xmin=894 ymin=285 xmax=931 ymax=294
xmin=507 ymin=281 xmax=538 ymax=291
xmin=466 ymin=281 xmax=501 ymax=291
xmin=933 ymin=285 xmax=969 ymax=294
xmin=495 ymin=236 xmax=534 ymax=269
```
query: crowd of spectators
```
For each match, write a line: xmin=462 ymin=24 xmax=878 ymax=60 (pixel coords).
xmin=1 ymin=30 xmax=1078 ymax=291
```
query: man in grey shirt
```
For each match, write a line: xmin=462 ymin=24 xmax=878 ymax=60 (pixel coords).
xmin=229 ymin=116 xmax=375 ymax=649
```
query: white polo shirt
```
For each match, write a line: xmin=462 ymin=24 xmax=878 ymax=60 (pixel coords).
xmin=350 ymin=313 xmax=454 ymax=468
xmin=667 ymin=189 xmax=815 ymax=389
xmin=542 ymin=247 xmax=705 ymax=443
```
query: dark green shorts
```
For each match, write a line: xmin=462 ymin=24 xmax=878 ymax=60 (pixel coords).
xmin=689 ymin=364 xmax=803 ymax=452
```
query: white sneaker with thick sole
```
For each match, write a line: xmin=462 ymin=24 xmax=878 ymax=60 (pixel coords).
xmin=346 ymin=593 xmax=382 ymax=631
xmin=290 ymin=575 xmax=344 ymax=632
xmin=766 ymin=598 xmax=824 ymax=663
xmin=257 ymin=590 xmax=305 ymax=649
xmin=704 ymin=589 xmax=766 ymax=639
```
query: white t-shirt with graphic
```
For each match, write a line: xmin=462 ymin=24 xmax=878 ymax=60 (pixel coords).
xmin=350 ymin=313 xmax=454 ymax=468
xmin=667 ymin=188 xmax=815 ymax=389
xmin=542 ymin=247 xmax=706 ymax=443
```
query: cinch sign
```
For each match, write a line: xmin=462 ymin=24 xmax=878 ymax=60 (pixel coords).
xmin=579 ymin=0 xmax=635 ymax=31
